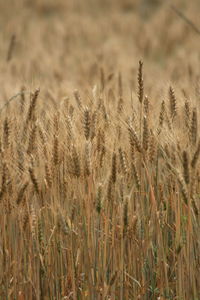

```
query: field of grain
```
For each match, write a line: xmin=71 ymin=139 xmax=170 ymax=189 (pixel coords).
xmin=0 ymin=0 xmax=200 ymax=299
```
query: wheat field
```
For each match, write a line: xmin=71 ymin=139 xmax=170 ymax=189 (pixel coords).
xmin=0 ymin=0 xmax=200 ymax=299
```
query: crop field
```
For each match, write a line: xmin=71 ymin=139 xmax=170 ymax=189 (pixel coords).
xmin=0 ymin=0 xmax=199 ymax=299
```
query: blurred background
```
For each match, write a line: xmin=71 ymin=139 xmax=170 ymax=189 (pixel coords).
xmin=0 ymin=0 xmax=200 ymax=100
